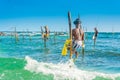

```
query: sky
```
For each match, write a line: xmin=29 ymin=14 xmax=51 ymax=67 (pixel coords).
xmin=0 ymin=0 xmax=120 ymax=32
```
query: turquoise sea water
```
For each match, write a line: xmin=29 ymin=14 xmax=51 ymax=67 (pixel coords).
xmin=0 ymin=32 xmax=120 ymax=80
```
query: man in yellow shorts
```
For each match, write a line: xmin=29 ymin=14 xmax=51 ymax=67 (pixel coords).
xmin=42 ymin=26 xmax=50 ymax=39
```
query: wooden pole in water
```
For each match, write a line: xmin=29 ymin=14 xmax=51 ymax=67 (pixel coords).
xmin=14 ymin=27 xmax=18 ymax=42
xmin=10 ymin=27 xmax=14 ymax=40
xmin=27 ymin=29 xmax=32 ymax=41
xmin=41 ymin=26 xmax=46 ymax=47
xmin=10 ymin=27 xmax=12 ymax=40
xmin=68 ymin=11 xmax=72 ymax=59
xmin=41 ymin=26 xmax=43 ymax=38
xmin=22 ymin=30 xmax=25 ymax=41
xmin=41 ymin=26 xmax=43 ymax=34
xmin=54 ymin=31 xmax=56 ymax=43
xmin=86 ymin=27 xmax=88 ymax=40
xmin=14 ymin=27 xmax=16 ymax=41
xmin=112 ymin=27 xmax=114 ymax=38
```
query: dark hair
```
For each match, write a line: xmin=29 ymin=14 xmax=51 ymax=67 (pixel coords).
xmin=73 ymin=18 xmax=81 ymax=25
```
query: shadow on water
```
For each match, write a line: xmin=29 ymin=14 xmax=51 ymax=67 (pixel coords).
xmin=74 ymin=47 xmax=85 ymax=63
xmin=43 ymin=47 xmax=50 ymax=54
xmin=81 ymin=47 xmax=85 ymax=62
xmin=38 ymin=47 xmax=50 ymax=62
xmin=76 ymin=45 xmax=97 ymax=64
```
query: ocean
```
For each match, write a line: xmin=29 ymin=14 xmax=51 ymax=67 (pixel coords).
xmin=0 ymin=32 xmax=120 ymax=80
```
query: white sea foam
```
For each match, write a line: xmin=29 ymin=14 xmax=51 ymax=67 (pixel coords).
xmin=0 ymin=73 xmax=5 ymax=80
xmin=24 ymin=56 xmax=120 ymax=80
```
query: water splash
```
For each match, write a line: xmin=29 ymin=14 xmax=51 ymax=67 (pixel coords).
xmin=24 ymin=56 xmax=120 ymax=80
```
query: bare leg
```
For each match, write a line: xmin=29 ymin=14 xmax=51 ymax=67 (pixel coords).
xmin=94 ymin=39 xmax=96 ymax=48
xmin=75 ymin=51 xmax=78 ymax=58
xmin=44 ymin=36 xmax=47 ymax=48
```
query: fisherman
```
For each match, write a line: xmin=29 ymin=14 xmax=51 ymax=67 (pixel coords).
xmin=41 ymin=26 xmax=50 ymax=47
xmin=42 ymin=26 xmax=50 ymax=39
xmin=93 ymin=27 xmax=98 ymax=46
xmin=72 ymin=18 xmax=84 ymax=58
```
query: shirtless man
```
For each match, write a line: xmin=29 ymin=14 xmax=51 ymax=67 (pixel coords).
xmin=72 ymin=18 xmax=84 ymax=58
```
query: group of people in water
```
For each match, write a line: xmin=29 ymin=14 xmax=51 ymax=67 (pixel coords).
xmin=41 ymin=17 xmax=98 ymax=60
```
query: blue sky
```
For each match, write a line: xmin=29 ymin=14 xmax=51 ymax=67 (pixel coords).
xmin=0 ymin=0 xmax=120 ymax=32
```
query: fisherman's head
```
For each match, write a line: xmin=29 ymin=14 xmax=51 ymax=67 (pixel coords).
xmin=94 ymin=27 xmax=97 ymax=31
xmin=74 ymin=18 xmax=81 ymax=28
xmin=44 ymin=26 xmax=48 ymax=29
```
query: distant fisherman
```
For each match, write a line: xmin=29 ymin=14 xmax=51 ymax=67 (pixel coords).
xmin=93 ymin=27 xmax=98 ymax=46
xmin=41 ymin=25 xmax=50 ymax=47
xmin=72 ymin=18 xmax=84 ymax=58
xmin=42 ymin=26 xmax=50 ymax=39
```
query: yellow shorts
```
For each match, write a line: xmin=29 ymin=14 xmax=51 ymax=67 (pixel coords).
xmin=43 ymin=33 xmax=49 ymax=38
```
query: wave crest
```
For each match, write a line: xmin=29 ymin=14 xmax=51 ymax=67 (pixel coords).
xmin=24 ymin=56 xmax=120 ymax=80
